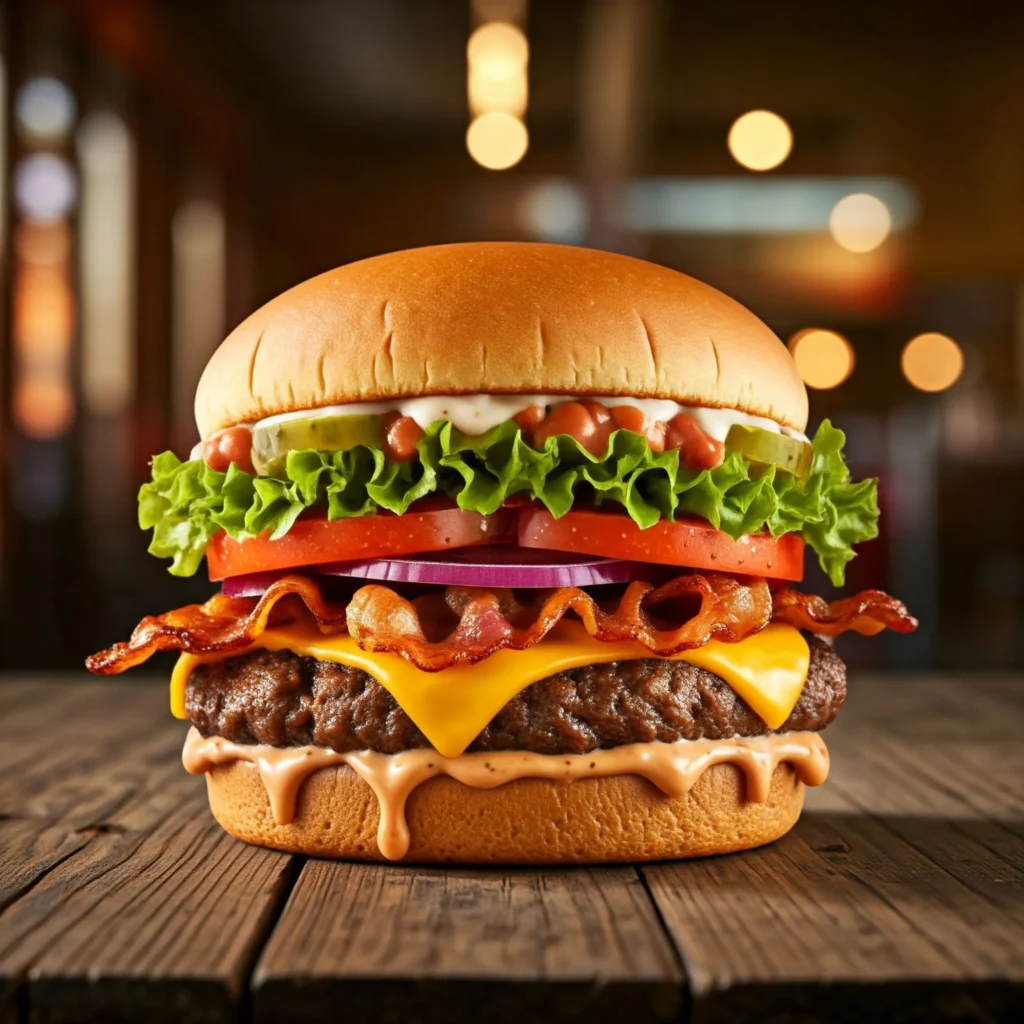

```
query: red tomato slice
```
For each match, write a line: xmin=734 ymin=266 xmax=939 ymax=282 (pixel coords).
xmin=206 ymin=507 xmax=516 ymax=581
xmin=517 ymin=509 xmax=804 ymax=581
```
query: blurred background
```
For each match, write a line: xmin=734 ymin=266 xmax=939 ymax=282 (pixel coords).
xmin=1 ymin=0 xmax=1022 ymax=671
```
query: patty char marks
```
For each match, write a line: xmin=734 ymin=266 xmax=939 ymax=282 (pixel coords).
xmin=185 ymin=635 xmax=845 ymax=756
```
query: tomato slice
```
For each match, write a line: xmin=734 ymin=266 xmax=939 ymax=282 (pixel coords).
xmin=206 ymin=507 xmax=516 ymax=581
xmin=517 ymin=509 xmax=804 ymax=581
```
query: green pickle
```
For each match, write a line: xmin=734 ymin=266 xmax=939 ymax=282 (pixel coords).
xmin=725 ymin=425 xmax=812 ymax=479
xmin=251 ymin=413 xmax=388 ymax=476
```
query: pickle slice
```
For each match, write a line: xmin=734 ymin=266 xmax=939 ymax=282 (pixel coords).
xmin=251 ymin=414 xmax=388 ymax=476
xmin=725 ymin=425 xmax=812 ymax=479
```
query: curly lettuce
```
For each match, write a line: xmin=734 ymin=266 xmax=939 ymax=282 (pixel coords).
xmin=139 ymin=419 xmax=877 ymax=584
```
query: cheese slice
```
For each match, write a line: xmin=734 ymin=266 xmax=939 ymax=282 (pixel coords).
xmin=171 ymin=623 xmax=809 ymax=758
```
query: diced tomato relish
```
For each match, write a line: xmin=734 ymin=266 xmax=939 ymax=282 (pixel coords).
xmin=199 ymin=401 xmax=725 ymax=474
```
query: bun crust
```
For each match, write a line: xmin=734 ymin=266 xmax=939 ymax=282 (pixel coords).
xmin=195 ymin=242 xmax=807 ymax=439
xmin=204 ymin=758 xmax=806 ymax=863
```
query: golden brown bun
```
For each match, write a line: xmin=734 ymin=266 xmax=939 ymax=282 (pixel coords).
xmin=204 ymin=759 xmax=805 ymax=863
xmin=195 ymin=242 xmax=807 ymax=439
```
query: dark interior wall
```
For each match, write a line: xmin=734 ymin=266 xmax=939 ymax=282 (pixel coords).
xmin=1 ymin=0 xmax=1022 ymax=668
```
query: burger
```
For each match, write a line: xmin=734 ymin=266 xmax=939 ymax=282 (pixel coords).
xmin=87 ymin=242 xmax=916 ymax=863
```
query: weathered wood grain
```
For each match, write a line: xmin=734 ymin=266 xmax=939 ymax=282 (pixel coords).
xmin=0 ymin=681 xmax=298 ymax=1024
xmin=253 ymin=862 xmax=682 ymax=1024
xmin=836 ymin=672 xmax=1020 ymax=740
xmin=646 ymin=814 xmax=1023 ymax=1020
xmin=643 ymin=677 xmax=1024 ymax=1022
xmin=2 ymin=674 xmax=1024 ymax=1024
xmin=827 ymin=672 xmax=1024 ymax=854
xmin=0 ymin=683 xmax=177 ymax=915
xmin=825 ymin=726 xmax=1024 ymax=854
xmin=0 ymin=680 xmax=79 ymax=718
xmin=0 ymin=683 xmax=170 ymax=799
xmin=20 ymin=778 xmax=297 ymax=1024
xmin=0 ymin=681 xmax=183 ymax=913
xmin=967 ymin=675 xmax=1024 ymax=710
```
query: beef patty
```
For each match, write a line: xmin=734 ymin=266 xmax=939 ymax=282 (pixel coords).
xmin=185 ymin=635 xmax=845 ymax=756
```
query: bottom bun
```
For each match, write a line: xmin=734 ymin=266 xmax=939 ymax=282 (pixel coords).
xmin=204 ymin=760 xmax=806 ymax=864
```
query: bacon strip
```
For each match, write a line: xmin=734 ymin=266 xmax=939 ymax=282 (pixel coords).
xmin=346 ymin=574 xmax=773 ymax=669
xmin=771 ymin=589 xmax=917 ymax=637
xmin=86 ymin=574 xmax=916 ymax=676
xmin=85 ymin=576 xmax=347 ymax=674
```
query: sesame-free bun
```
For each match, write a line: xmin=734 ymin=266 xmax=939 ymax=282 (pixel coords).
xmin=195 ymin=243 xmax=807 ymax=439
xmin=203 ymin=758 xmax=806 ymax=864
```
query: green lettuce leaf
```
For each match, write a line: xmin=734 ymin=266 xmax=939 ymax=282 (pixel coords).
xmin=138 ymin=419 xmax=878 ymax=584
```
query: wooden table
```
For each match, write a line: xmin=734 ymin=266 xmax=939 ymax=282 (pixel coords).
xmin=0 ymin=674 xmax=1021 ymax=1023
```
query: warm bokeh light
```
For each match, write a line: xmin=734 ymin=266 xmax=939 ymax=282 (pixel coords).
xmin=467 ymin=20 xmax=528 ymax=165
xmin=789 ymin=329 xmax=855 ymax=389
xmin=15 ymin=219 xmax=71 ymax=266
xmin=901 ymin=332 xmax=964 ymax=392
xmin=727 ymin=110 xmax=792 ymax=172
xmin=466 ymin=111 xmax=528 ymax=169
xmin=14 ymin=265 xmax=75 ymax=355
xmin=13 ymin=377 xmax=74 ymax=440
xmin=467 ymin=19 xmax=528 ymax=117
xmin=467 ymin=22 xmax=529 ymax=76
xmin=15 ymin=76 xmax=75 ymax=142
xmin=829 ymin=193 xmax=892 ymax=253
xmin=468 ymin=64 xmax=528 ymax=116
xmin=12 ymin=250 xmax=76 ymax=439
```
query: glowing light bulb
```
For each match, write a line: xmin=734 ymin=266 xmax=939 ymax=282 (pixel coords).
xmin=13 ymin=154 xmax=77 ymax=221
xmin=466 ymin=112 xmax=528 ymax=170
xmin=727 ymin=110 xmax=792 ymax=172
xmin=16 ymin=77 xmax=76 ymax=141
xmin=829 ymin=193 xmax=892 ymax=253
xmin=789 ymin=329 xmax=855 ymax=390
xmin=901 ymin=333 xmax=964 ymax=392
xmin=467 ymin=22 xmax=528 ymax=76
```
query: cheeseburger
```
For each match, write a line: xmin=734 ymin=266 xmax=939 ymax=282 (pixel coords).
xmin=88 ymin=242 xmax=916 ymax=863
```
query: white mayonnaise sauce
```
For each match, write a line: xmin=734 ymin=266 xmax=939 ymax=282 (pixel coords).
xmin=249 ymin=395 xmax=807 ymax=443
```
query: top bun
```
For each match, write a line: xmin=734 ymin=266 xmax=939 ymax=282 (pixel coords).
xmin=195 ymin=242 xmax=807 ymax=439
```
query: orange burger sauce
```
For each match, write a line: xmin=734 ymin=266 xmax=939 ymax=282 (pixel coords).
xmin=200 ymin=402 xmax=725 ymax=474
xmin=201 ymin=426 xmax=255 ymax=474
xmin=384 ymin=414 xmax=425 ymax=462
xmin=517 ymin=401 xmax=724 ymax=471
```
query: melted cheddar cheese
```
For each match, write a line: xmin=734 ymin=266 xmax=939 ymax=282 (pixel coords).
xmin=170 ymin=622 xmax=809 ymax=758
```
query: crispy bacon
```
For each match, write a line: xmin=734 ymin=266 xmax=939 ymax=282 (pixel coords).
xmin=86 ymin=574 xmax=916 ymax=676
xmin=771 ymin=588 xmax=917 ymax=637
xmin=346 ymin=574 xmax=773 ymax=669
xmin=85 ymin=576 xmax=347 ymax=674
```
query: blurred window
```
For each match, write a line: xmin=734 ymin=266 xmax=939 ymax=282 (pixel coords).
xmin=11 ymin=77 xmax=77 ymax=442
xmin=172 ymin=197 xmax=226 ymax=444
xmin=78 ymin=112 xmax=136 ymax=417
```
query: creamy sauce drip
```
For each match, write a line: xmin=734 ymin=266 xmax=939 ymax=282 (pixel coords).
xmin=248 ymin=395 xmax=808 ymax=443
xmin=183 ymin=727 xmax=829 ymax=861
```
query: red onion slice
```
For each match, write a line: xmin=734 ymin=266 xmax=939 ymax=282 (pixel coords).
xmin=220 ymin=548 xmax=648 ymax=597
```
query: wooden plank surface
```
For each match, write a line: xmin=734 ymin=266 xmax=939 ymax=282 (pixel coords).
xmin=1 ymin=675 xmax=1023 ymax=1024
xmin=253 ymin=862 xmax=682 ymax=1024
xmin=0 ymin=680 xmax=298 ymax=1024
xmin=0 ymin=683 xmax=153 ymax=918
xmin=642 ymin=674 xmax=1024 ymax=1023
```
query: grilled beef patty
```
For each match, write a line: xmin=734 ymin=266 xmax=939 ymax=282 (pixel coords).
xmin=185 ymin=634 xmax=845 ymax=756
